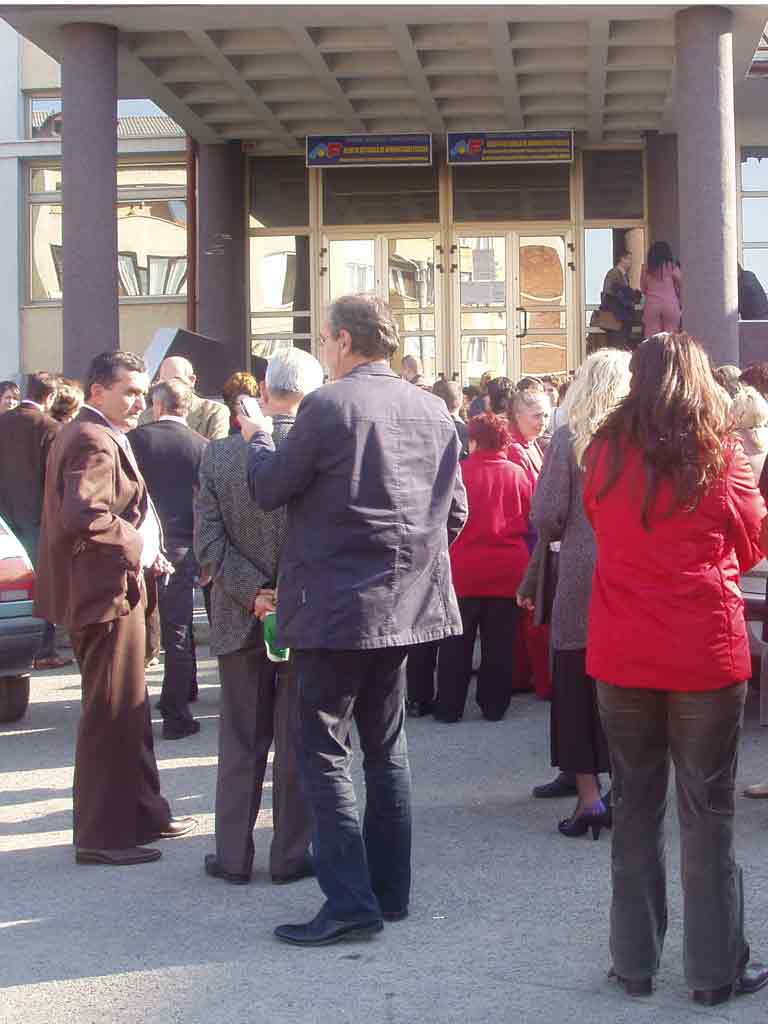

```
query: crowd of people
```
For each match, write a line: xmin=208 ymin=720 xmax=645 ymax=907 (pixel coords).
xmin=5 ymin=292 xmax=768 ymax=1003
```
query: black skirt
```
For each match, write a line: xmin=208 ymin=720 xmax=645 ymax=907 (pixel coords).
xmin=550 ymin=647 xmax=611 ymax=774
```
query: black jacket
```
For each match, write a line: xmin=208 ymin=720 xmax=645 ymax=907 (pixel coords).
xmin=130 ymin=419 xmax=207 ymax=554
xmin=247 ymin=362 xmax=467 ymax=650
xmin=739 ymin=269 xmax=768 ymax=321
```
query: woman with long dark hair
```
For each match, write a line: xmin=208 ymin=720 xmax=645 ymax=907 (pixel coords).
xmin=584 ymin=332 xmax=768 ymax=1005
xmin=640 ymin=241 xmax=682 ymax=337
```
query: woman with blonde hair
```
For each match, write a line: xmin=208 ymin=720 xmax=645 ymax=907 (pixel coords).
xmin=731 ymin=384 xmax=768 ymax=484
xmin=518 ymin=348 xmax=631 ymax=836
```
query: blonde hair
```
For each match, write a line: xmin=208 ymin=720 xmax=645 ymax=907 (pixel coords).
xmin=566 ymin=349 xmax=632 ymax=467
xmin=732 ymin=385 xmax=768 ymax=429
xmin=732 ymin=385 xmax=768 ymax=451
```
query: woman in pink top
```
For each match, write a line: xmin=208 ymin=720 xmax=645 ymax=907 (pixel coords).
xmin=640 ymin=241 xmax=682 ymax=337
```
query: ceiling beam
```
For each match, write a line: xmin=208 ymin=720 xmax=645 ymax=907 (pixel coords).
xmin=118 ymin=42 xmax=221 ymax=144
xmin=488 ymin=19 xmax=524 ymax=130
xmin=387 ymin=23 xmax=445 ymax=133
xmin=283 ymin=26 xmax=366 ymax=131
xmin=185 ymin=30 xmax=301 ymax=149
xmin=587 ymin=19 xmax=610 ymax=142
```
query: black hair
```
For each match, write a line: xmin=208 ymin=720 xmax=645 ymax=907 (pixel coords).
xmin=84 ymin=351 xmax=146 ymax=399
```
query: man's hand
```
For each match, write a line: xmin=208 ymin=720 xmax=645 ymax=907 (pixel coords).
xmin=151 ymin=553 xmax=175 ymax=577
xmin=238 ymin=398 xmax=270 ymax=443
xmin=253 ymin=588 xmax=276 ymax=621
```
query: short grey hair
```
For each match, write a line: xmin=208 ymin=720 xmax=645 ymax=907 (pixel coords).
xmin=151 ymin=378 xmax=193 ymax=417
xmin=328 ymin=294 xmax=399 ymax=359
xmin=266 ymin=348 xmax=325 ymax=398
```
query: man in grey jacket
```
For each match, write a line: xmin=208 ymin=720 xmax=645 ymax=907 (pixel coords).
xmin=194 ymin=349 xmax=324 ymax=885
xmin=242 ymin=294 xmax=467 ymax=947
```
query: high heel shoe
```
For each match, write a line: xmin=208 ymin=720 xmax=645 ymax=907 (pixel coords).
xmin=558 ymin=800 xmax=611 ymax=840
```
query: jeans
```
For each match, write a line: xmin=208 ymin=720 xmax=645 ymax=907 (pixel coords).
xmin=597 ymin=681 xmax=749 ymax=990
xmin=292 ymin=647 xmax=412 ymax=921
xmin=406 ymin=641 xmax=439 ymax=705
xmin=157 ymin=548 xmax=198 ymax=730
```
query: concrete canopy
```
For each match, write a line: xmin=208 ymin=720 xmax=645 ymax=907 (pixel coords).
xmin=1 ymin=4 xmax=766 ymax=151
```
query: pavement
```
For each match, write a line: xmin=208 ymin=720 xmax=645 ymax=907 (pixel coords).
xmin=3 ymin=652 xmax=768 ymax=1024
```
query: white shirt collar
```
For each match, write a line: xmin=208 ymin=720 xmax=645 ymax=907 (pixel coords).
xmin=158 ymin=415 xmax=189 ymax=426
xmin=21 ymin=400 xmax=43 ymax=412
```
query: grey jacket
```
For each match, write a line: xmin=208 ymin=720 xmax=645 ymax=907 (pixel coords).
xmin=247 ymin=362 xmax=468 ymax=650
xmin=194 ymin=417 xmax=293 ymax=656
xmin=518 ymin=425 xmax=595 ymax=651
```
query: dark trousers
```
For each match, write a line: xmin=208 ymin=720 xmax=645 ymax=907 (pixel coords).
xmin=597 ymin=681 xmax=748 ymax=990
xmin=292 ymin=647 xmax=412 ymax=921
xmin=406 ymin=641 xmax=439 ymax=705
xmin=215 ymin=643 xmax=312 ymax=878
xmin=70 ymin=597 xmax=170 ymax=849
xmin=157 ymin=548 xmax=198 ymax=730
xmin=435 ymin=596 xmax=519 ymax=721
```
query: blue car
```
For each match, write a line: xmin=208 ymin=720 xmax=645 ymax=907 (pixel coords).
xmin=0 ymin=516 xmax=45 ymax=722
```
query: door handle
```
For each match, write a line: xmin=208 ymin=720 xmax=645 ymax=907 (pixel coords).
xmin=516 ymin=307 xmax=529 ymax=338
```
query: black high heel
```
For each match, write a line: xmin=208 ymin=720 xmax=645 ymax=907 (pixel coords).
xmin=558 ymin=801 xmax=611 ymax=840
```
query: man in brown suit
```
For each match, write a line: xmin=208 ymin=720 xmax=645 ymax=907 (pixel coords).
xmin=36 ymin=351 xmax=195 ymax=866
xmin=0 ymin=372 xmax=72 ymax=670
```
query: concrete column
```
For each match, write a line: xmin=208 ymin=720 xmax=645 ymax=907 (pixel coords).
xmin=62 ymin=23 xmax=119 ymax=381
xmin=675 ymin=6 xmax=738 ymax=365
xmin=197 ymin=142 xmax=247 ymax=386
xmin=646 ymin=132 xmax=680 ymax=257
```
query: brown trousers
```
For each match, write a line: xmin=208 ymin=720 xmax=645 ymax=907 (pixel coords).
xmin=71 ymin=598 xmax=171 ymax=849
xmin=215 ymin=643 xmax=312 ymax=879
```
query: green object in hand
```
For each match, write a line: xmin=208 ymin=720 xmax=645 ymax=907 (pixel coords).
xmin=263 ymin=611 xmax=289 ymax=663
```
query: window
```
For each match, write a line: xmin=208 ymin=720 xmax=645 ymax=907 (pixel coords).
xmin=453 ymin=164 xmax=570 ymax=222
xmin=249 ymin=235 xmax=311 ymax=361
xmin=323 ymin=165 xmax=439 ymax=225
xmin=27 ymin=161 xmax=187 ymax=302
xmin=249 ymin=157 xmax=309 ymax=228
xmin=741 ymin=148 xmax=768 ymax=295
xmin=25 ymin=95 xmax=182 ymax=140
xmin=583 ymin=151 xmax=644 ymax=220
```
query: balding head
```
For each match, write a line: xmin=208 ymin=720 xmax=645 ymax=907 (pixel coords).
xmin=159 ymin=356 xmax=195 ymax=388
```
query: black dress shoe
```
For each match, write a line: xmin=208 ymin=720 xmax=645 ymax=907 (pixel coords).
xmin=382 ymin=908 xmax=409 ymax=922
xmin=272 ymin=860 xmax=315 ymax=885
xmin=532 ymin=772 xmax=578 ymax=799
xmin=693 ymin=961 xmax=768 ymax=1005
xmin=432 ymin=712 xmax=461 ymax=723
xmin=162 ymin=719 xmax=200 ymax=740
xmin=204 ymin=853 xmax=250 ymax=885
xmin=406 ymin=699 xmax=434 ymax=718
xmin=274 ymin=910 xmax=383 ymax=947
xmin=609 ymin=968 xmax=652 ymax=997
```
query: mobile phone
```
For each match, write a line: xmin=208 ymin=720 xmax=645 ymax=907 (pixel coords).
xmin=238 ymin=395 xmax=261 ymax=419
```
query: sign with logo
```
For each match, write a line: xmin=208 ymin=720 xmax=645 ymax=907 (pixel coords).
xmin=447 ymin=130 xmax=574 ymax=165
xmin=306 ymin=133 xmax=432 ymax=168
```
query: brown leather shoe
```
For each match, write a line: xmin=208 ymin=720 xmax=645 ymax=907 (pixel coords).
xmin=34 ymin=655 xmax=74 ymax=671
xmin=75 ymin=846 xmax=161 ymax=866
xmin=743 ymin=781 xmax=768 ymax=799
xmin=142 ymin=817 xmax=197 ymax=842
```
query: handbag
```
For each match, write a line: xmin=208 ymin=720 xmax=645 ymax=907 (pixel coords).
xmin=533 ymin=541 xmax=559 ymax=627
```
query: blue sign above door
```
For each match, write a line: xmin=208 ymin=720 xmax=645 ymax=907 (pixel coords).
xmin=306 ymin=133 xmax=433 ymax=168
xmin=447 ymin=130 xmax=574 ymax=165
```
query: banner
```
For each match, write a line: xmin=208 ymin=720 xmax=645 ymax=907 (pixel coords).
xmin=306 ymin=133 xmax=432 ymax=168
xmin=447 ymin=130 xmax=573 ymax=165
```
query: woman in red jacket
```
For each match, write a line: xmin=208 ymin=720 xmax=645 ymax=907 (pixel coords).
xmin=434 ymin=413 xmax=533 ymax=722
xmin=584 ymin=332 xmax=768 ymax=1006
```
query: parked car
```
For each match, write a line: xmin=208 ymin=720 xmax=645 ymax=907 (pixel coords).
xmin=0 ymin=515 xmax=44 ymax=722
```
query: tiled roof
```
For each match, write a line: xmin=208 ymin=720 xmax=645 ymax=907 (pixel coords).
xmin=31 ymin=112 xmax=184 ymax=138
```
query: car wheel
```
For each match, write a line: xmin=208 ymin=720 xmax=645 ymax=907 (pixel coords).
xmin=0 ymin=674 xmax=30 ymax=723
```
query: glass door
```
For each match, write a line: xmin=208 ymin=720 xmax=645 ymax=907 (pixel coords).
xmin=454 ymin=230 xmax=572 ymax=386
xmin=515 ymin=234 xmax=570 ymax=377
xmin=322 ymin=232 xmax=442 ymax=383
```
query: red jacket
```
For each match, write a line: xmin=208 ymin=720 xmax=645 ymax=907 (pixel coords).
xmin=450 ymin=449 xmax=533 ymax=597
xmin=584 ymin=438 xmax=766 ymax=691
xmin=507 ymin=428 xmax=544 ymax=488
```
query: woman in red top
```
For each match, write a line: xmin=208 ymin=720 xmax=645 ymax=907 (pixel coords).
xmin=434 ymin=413 xmax=533 ymax=722
xmin=584 ymin=332 xmax=768 ymax=1006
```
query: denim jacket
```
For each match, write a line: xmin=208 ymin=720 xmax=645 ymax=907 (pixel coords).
xmin=247 ymin=362 xmax=467 ymax=650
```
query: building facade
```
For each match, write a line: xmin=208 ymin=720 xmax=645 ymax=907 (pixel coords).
xmin=1 ymin=5 xmax=766 ymax=391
